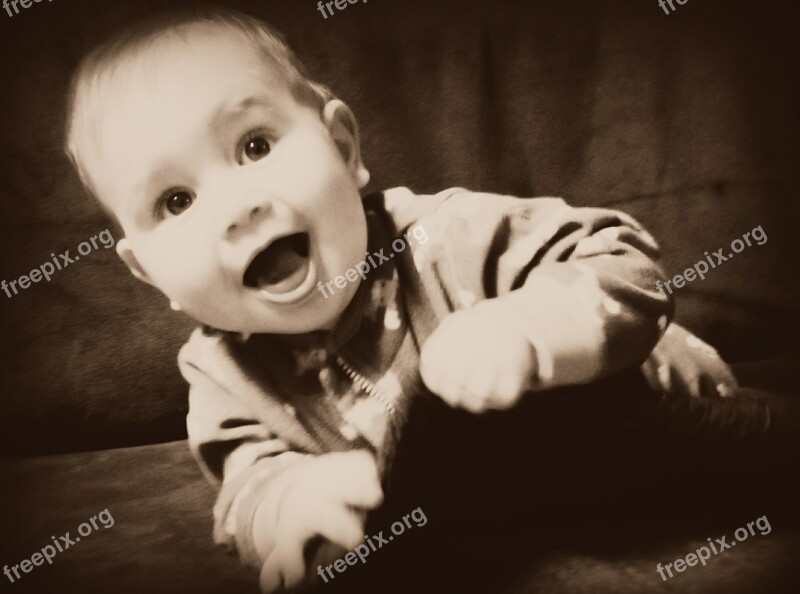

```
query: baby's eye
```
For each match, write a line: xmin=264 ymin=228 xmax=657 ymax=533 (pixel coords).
xmin=240 ymin=134 xmax=271 ymax=164
xmin=163 ymin=190 xmax=195 ymax=216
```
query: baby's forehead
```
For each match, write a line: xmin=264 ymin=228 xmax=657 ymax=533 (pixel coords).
xmin=98 ymin=26 xmax=297 ymax=131
xmin=82 ymin=26 xmax=299 ymax=210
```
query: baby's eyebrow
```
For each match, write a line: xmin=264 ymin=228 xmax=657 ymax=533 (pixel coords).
xmin=211 ymin=95 xmax=275 ymax=130
xmin=130 ymin=97 xmax=272 ymax=192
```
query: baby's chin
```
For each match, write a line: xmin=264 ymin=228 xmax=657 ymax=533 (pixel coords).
xmin=210 ymin=294 xmax=354 ymax=336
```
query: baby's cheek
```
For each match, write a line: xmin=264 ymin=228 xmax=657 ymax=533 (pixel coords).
xmin=166 ymin=259 xmax=227 ymax=308
xmin=319 ymin=211 xmax=367 ymax=261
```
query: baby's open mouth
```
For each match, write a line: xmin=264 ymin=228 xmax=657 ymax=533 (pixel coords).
xmin=243 ymin=232 xmax=311 ymax=295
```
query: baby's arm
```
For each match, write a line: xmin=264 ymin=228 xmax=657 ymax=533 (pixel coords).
xmin=180 ymin=353 xmax=381 ymax=592
xmin=182 ymin=356 xmax=309 ymax=565
xmin=410 ymin=190 xmax=673 ymax=407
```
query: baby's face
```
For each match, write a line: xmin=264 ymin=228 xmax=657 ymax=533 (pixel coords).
xmin=84 ymin=27 xmax=369 ymax=333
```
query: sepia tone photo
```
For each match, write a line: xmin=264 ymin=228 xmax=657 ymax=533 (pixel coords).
xmin=1 ymin=1 xmax=798 ymax=593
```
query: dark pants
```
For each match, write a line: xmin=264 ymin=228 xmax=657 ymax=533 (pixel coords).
xmin=320 ymin=370 xmax=800 ymax=593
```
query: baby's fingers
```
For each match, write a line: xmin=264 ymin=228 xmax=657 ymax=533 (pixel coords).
xmin=259 ymin=529 xmax=308 ymax=592
xmin=257 ymin=504 xmax=312 ymax=592
xmin=259 ymin=551 xmax=294 ymax=593
xmin=312 ymin=504 xmax=365 ymax=551
xmin=259 ymin=504 xmax=364 ymax=592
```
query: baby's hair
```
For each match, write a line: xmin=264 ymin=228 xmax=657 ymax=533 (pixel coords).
xmin=64 ymin=5 xmax=333 ymax=198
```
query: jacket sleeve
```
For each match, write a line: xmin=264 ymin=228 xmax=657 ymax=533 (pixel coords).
xmin=179 ymin=343 xmax=311 ymax=570
xmin=412 ymin=189 xmax=673 ymax=389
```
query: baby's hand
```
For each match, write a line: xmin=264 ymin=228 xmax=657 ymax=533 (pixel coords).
xmin=641 ymin=324 xmax=739 ymax=399
xmin=252 ymin=450 xmax=382 ymax=593
xmin=420 ymin=306 xmax=538 ymax=413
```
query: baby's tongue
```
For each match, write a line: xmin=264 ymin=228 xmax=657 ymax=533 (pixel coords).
xmin=244 ymin=233 xmax=310 ymax=294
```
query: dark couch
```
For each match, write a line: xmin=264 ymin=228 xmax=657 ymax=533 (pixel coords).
xmin=1 ymin=0 xmax=798 ymax=592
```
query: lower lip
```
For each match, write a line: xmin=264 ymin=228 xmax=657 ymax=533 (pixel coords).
xmin=253 ymin=251 xmax=318 ymax=305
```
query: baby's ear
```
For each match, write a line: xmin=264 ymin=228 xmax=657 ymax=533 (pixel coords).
xmin=116 ymin=238 xmax=156 ymax=286
xmin=322 ymin=99 xmax=370 ymax=188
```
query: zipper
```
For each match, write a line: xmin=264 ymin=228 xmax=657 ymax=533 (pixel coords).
xmin=334 ymin=355 xmax=396 ymax=415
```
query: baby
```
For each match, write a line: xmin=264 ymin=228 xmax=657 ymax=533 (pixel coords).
xmin=64 ymin=7 xmax=743 ymax=592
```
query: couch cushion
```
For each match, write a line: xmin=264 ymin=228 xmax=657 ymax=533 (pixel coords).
xmin=1 ymin=0 xmax=797 ymax=454
xmin=1 ymin=439 xmax=798 ymax=593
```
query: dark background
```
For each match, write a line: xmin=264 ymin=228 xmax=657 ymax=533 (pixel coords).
xmin=0 ymin=0 xmax=798 ymax=455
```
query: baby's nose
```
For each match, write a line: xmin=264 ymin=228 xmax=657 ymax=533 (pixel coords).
xmin=225 ymin=203 xmax=271 ymax=238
